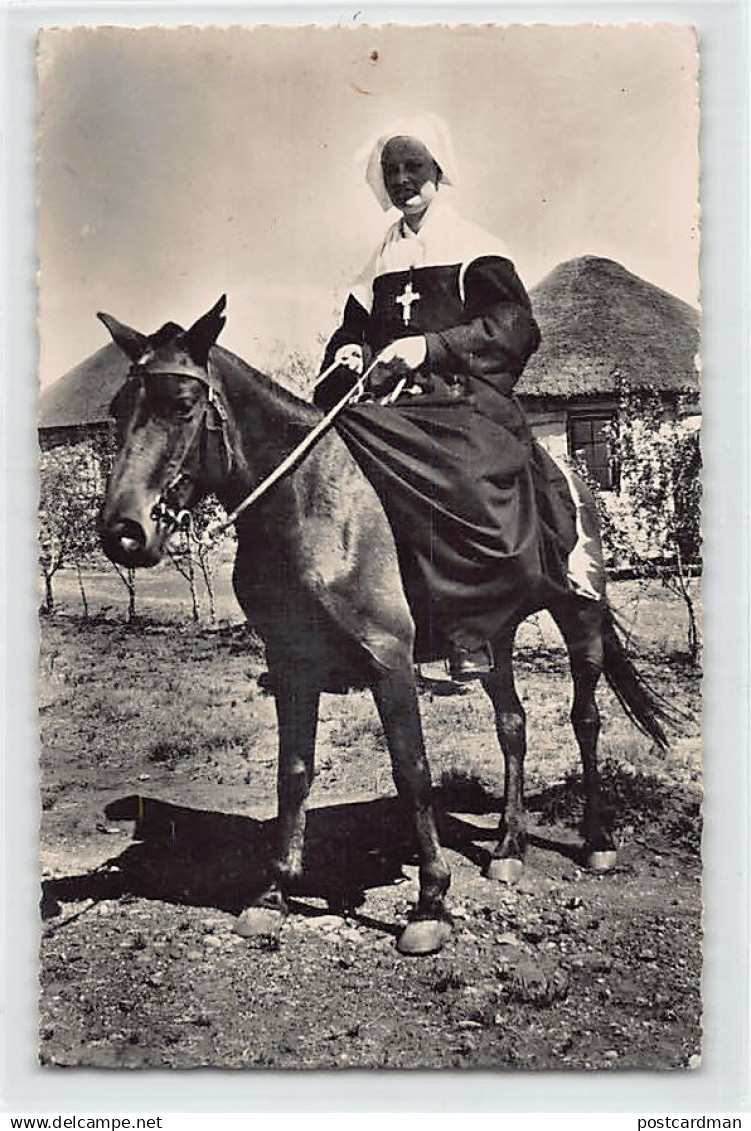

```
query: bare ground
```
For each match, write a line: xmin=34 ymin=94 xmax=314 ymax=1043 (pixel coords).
xmin=38 ymin=573 xmax=702 ymax=1071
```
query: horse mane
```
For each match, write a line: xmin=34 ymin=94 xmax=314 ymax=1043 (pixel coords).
xmin=209 ymin=344 xmax=322 ymax=430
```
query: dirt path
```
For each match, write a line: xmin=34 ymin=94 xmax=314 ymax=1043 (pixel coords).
xmin=38 ymin=605 xmax=702 ymax=1071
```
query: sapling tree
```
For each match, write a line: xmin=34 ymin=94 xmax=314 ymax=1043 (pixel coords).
xmin=166 ymin=495 xmax=235 ymax=623
xmin=38 ymin=444 xmax=101 ymax=614
xmin=600 ymin=386 xmax=702 ymax=662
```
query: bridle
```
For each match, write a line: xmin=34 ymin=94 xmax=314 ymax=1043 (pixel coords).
xmin=121 ymin=357 xmax=234 ymax=540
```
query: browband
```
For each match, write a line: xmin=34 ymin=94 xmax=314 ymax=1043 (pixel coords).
xmin=128 ymin=356 xmax=221 ymax=392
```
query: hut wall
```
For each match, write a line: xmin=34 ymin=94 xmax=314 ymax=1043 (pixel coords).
xmin=526 ymin=409 xmax=569 ymax=463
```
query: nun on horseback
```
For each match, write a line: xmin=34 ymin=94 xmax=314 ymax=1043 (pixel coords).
xmin=315 ymin=113 xmax=577 ymax=682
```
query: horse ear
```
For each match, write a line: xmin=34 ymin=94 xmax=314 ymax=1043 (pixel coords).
xmin=183 ymin=295 xmax=227 ymax=366
xmin=97 ymin=312 xmax=149 ymax=362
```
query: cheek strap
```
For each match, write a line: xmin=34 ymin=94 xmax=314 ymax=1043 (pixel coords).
xmin=201 ymin=387 xmax=234 ymax=483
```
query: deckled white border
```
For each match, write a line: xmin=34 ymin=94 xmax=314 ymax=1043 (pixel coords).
xmin=2 ymin=0 xmax=749 ymax=1114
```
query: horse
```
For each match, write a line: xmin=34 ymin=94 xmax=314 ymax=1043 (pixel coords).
xmin=98 ymin=296 xmax=670 ymax=956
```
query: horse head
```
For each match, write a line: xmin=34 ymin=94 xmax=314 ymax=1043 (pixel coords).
xmin=99 ymin=296 xmax=230 ymax=567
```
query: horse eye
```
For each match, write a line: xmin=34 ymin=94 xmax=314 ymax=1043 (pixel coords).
xmin=172 ymin=397 xmax=197 ymax=417
xmin=145 ymin=387 xmax=195 ymax=417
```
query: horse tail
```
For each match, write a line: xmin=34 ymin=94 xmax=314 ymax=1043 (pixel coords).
xmin=601 ymin=605 xmax=674 ymax=750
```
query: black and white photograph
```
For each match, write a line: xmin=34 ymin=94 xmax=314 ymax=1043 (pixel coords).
xmin=36 ymin=22 xmax=703 ymax=1072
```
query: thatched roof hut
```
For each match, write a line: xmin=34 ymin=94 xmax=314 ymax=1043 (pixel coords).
xmin=519 ymin=256 xmax=700 ymax=401
xmin=38 ymin=342 xmax=130 ymax=432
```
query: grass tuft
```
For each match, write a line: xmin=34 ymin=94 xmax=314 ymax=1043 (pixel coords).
xmin=433 ymin=967 xmax=468 ymax=993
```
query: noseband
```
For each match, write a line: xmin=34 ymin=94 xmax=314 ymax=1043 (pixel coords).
xmin=123 ymin=357 xmax=234 ymax=538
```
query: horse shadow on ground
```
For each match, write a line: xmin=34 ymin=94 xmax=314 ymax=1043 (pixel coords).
xmin=41 ymin=774 xmax=602 ymax=931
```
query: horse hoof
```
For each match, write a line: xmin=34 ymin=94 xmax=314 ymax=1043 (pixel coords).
xmin=485 ymin=857 xmax=524 ymax=884
xmin=397 ymin=919 xmax=452 ymax=956
xmin=235 ymin=906 xmax=285 ymax=944
xmin=586 ymin=849 xmax=618 ymax=873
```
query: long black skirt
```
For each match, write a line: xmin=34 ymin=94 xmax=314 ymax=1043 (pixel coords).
xmin=334 ymin=393 xmax=577 ymax=659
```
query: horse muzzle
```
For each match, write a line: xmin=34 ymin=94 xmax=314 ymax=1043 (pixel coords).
xmin=101 ymin=470 xmax=198 ymax=567
xmin=100 ymin=515 xmax=165 ymax=568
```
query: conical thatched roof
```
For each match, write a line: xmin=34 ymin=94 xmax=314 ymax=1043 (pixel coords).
xmin=518 ymin=256 xmax=700 ymax=399
xmin=38 ymin=342 xmax=130 ymax=430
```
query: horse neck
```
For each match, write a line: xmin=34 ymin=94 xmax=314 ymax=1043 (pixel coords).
xmin=208 ymin=346 xmax=321 ymax=506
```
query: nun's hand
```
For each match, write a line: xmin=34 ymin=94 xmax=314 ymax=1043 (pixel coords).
xmin=376 ymin=337 xmax=427 ymax=371
xmin=369 ymin=336 xmax=427 ymax=397
xmin=333 ymin=344 xmax=364 ymax=374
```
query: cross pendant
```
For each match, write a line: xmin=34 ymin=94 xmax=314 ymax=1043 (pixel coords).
xmin=395 ymin=280 xmax=421 ymax=326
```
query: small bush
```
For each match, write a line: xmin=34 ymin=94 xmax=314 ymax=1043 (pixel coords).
xmin=436 ymin=768 xmax=498 ymax=813
xmin=147 ymin=740 xmax=195 ymax=766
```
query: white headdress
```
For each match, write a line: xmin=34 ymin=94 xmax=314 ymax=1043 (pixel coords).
xmin=361 ymin=112 xmax=459 ymax=211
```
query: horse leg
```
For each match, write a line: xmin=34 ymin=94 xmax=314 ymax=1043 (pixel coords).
xmin=554 ymin=600 xmax=617 ymax=872
xmin=236 ymin=672 xmax=319 ymax=940
xmin=482 ymin=633 xmax=527 ymax=884
xmin=371 ymin=666 xmax=451 ymax=956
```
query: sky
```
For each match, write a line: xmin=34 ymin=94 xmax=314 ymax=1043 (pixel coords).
xmin=37 ymin=22 xmax=700 ymax=387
